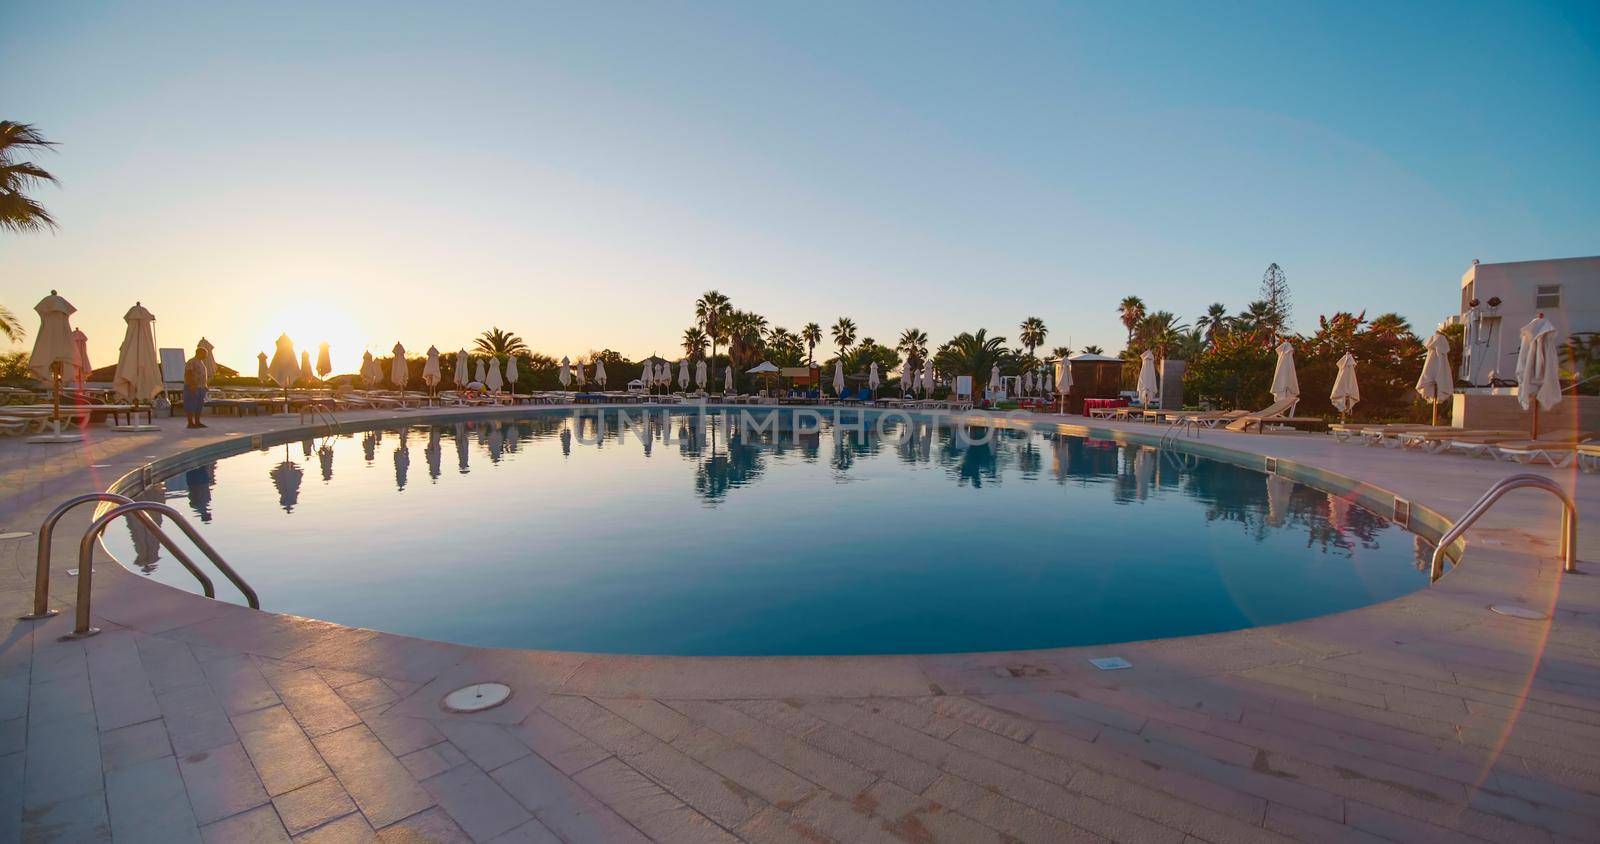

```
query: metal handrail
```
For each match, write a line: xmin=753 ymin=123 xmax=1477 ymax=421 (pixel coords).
xmin=21 ymin=492 xmax=214 ymax=619
xmin=1429 ymin=473 xmax=1579 ymax=582
xmin=68 ymin=501 xmax=259 ymax=638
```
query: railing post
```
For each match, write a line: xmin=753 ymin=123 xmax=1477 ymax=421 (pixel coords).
xmin=22 ymin=492 xmax=133 ymax=620
xmin=1429 ymin=474 xmax=1580 ymax=583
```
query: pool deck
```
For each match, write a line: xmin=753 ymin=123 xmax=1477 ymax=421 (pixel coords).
xmin=2 ymin=405 xmax=1597 ymax=843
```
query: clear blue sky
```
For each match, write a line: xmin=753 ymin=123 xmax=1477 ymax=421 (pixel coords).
xmin=3 ymin=0 xmax=1596 ymax=372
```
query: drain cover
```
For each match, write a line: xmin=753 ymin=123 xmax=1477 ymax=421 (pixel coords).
xmin=0 ymin=531 xmax=31 ymax=540
xmin=1490 ymin=604 xmax=1548 ymax=620
xmin=442 ymin=682 xmax=511 ymax=713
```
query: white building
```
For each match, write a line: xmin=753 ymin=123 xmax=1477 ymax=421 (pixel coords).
xmin=1456 ymin=255 xmax=1600 ymax=386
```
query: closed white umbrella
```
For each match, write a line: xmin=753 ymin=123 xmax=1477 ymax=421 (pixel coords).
xmin=1023 ymin=371 xmax=1033 ymax=394
xmin=658 ymin=361 xmax=670 ymax=388
xmin=1516 ymin=315 xmax=1562 ymax=437
xmin=1056 ymin=358 xmax=1073 ymax=413
xmin=559 ymin=356 xmax=572 ymax=388
xmin=475 ymin=358 xmax=487 ymax=384
xmin=921 ymin=358 xmax=935 ymax=396
xmin=487 ymin=357 xmax=504 ymax=392
xmin=723 ymin=365 xmax=734 ymax=394
xmin=390 ymin=343 xmax=408 ymax=387
xmin=113 ymin=302 xmax=162 ymax=401
xmin=990 ymin=364 xmax=1001 ymax=397
xmin=360 ymin=350 xmax=378 ymax=387
xmin=901 ymin=360 xmax=913 ymax=396
xmin=1331 ymin=352 xmax=1360 ymax=420
xmin=316 ymin=342 xmax=332 ymax=379
xmin=257 ymin=352 xmax=269 ymax=382
xmin=593 ymin=359 xmax=606 ymax=387
xmin=71 ymin=329 xmax=91 ymax=390
xmin=423 ymin=346 xmax=442 ymax=395
xmin=1415 ymin=332 xmax=1453 ymax=425
xmin=198 ymin=337 xmax=217 ymax=380
xmin=574 ymin=359 xmax=586 ymax=388
xmin=505 ymin=354 xmax=519 ymax=393
xmin=679 ymin=359 xmax=690 ymax=390
xmin=641 ymin=360 xmax=655 ymax=389
xmin=1270 ymin=341 xmax=1299 ymax=406
xmin=112 ymin=303 xmax=162 ymax=432
xmin=300 ymin=350 xmax=313 ymax=384
xmin=26 ymin=291 xmax=82 ymax=443
xmin=832 ymin=360 xmax=845 ymax=396
xmin=454 ymin=349 xmax=470 ymax=386
xmin=1136 ymin=350 xmax=1158 ymax=407
xmin=868 ymin=362 xmax=880 ymax=392
xmin=269 ymin=333 xmax=300 ymax=414
xmin=695 ymin=359 xmax=706 ymax=389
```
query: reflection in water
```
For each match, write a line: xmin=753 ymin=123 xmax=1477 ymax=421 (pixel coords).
xmin=126 ymin=482 xmax=166 ymax=570
xmin=124 ymin=409 xmax=1429 ymax=655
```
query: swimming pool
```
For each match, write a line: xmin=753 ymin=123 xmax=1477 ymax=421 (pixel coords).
xmin=104 ymin=408 xmax=1432 ymax=655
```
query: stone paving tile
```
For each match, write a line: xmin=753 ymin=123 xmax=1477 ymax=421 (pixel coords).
xmin=0 ymin=716 xmax=22 ymax=757
xmin=362 ymin=706 xmax=447 ymax=757
xmin=105 ymin=754 xmax=202 ymax=844
xmin=157 ymin=682 xmax=239 ymax=757
xmin=201 ymin=653 xmax=281 ymax=716
xmin=315 ymin=667 xmax=373 ymax=689
xmin=312 ymin=724 xmax=436 ymax=829
xmin=294 ymin=811 xmax=378 ymax=843
xmin=490 ymin=752 xmax=650 ymax=843
xmin=436 ymin=718 xmax=531 ymax=772
xmin=399 ymin=742 xmax=470 ymax=781
xmin=233 ymin=704 xmax=334 ymax=796
xmin=0 ymin=751 xmax=23 ymax=844
xmin=270 ymin=668 xmax=363 ymax=738
xmin=98 ymin=717 xmax=173 ymax=772
xmin=421 ymin=763 xmax=532 ymax=840
xmin=200 ymin=804 xmax=292 ymax=843
xmin=508 ymin=709 xmax=612 ymax=776
xmin=484 ymin=818 xmax=564 ymax=843
xmin=18 ymin=787 xmax=112 ymax=843
xmin=23 ymin=711 xmax=102 ymax=809
xmin=375 ymin=806 xmax=473 ymax=843
xmin=136 ymin=635 xmax=208 ymax=693
xmin=274 ymin=776 xmax=359 ymax=835
xmin=337 ymin=677 xmax=398 ymax=711
xmin=572 ymin=757 xmax=740 ymax=843
xmin=84 ymin=630 xmax=162 ymax=732
xmin=178 ymin=740 xmax=271 ymax=825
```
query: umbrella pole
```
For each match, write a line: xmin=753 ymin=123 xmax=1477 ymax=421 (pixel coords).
xmin=1532 ymin=401 xmax=1540 ymax=439
xmin=51 ymin=364 xmax=62 ymax=429
xmin=1430 ymin=401 xmax=1437 ymax=427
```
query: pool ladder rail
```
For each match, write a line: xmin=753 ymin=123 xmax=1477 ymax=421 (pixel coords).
xmin=20 ymin=492 xmax=258 ymax=638
xmin=1429 ymin=473 xmax=1579 ymax=583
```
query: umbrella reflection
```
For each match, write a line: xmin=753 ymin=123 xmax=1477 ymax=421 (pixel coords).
xmin=488 ymin=422 xmax=504 ymax=463
xmin=394 ymin=429 xmax=410 ymax=490
xmin=560 ymin=426 xmax=571 ymax=457
xmin=318 ymin=445 xmax=333 ymax=481
xmin=271 ymin=451 xmax=304 ymax=513
xmin=1267 ymin=474 xmax=1294 ymax=528
xmin=184 ymin=464 xmax=215 ymax=523
xmin=455 ymin=423 xmax=470 ymax=473
xmin=126 ymin=483 xmax=166 ymax=570
xmin=362 ymin=432 xmax=377 ymax=463
xmin=426 ymin=428 xmax=442 ymax=480
xmin=301 ymin=437 xmax=314 ymax=459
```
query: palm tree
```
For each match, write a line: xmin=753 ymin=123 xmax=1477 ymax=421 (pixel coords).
xmin=1049 ymin=345 xmax=1074 ymax=361
xmin=1118 ymin=296 xmax=1146 ymax=346
xmin=896 ymin=328 xmax=928 ymax=369
xmin=831 ymin=317 xmax=857 ymax=356
xmin=1018 ymin=317 xmax=1048 ymax=359
xmin=725 ymin=310 xmax=768 ymax=376
xmin=1196 ymin=302 xmax=1231 ymax=346
xmin=934 ymin=330 xmax=1015 ymax=394
xmin=1368 ymin=312 xmax=1413 ymax=340
xmin=1137 ymin=311 xmax=1190 ymax=363
xmin=0 ymin=304 xmax=23 ymax=343
xmin=474 ymin=327 xmax=528 ymax=356
xmin=1 ymin=121 xmax=58 ymax=233
xmin=801 ymin=323 xmax=822 ymax=366
xmin=1235 ymin=300 xmax=1283 ymax=344
xmin=695 ymin=290 xmax=732 ymax=372
xmin=681 ymin=326 xmax=708 ymax=359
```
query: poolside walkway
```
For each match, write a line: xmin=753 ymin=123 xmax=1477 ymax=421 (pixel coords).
xmin=2 ymin=405 xmax=1597 ymax=843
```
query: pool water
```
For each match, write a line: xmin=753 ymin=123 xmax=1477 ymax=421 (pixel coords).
xmin=105 ymin=409 xmax=1432 ymax=655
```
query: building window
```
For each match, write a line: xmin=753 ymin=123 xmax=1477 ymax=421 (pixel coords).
xmin=1535 ymin=285 xmax=1561 ymax=309
xmin=1462 ymin=280 xmax=1474 ymax=312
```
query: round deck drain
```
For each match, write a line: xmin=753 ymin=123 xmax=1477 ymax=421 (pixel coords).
xmin=1490 ymin=604 xmax=1548 ymax=620
xmin=442 ymin=682 xmax=511 ymax=713
xmin=0 ymin=531 xmax=32 ymax=540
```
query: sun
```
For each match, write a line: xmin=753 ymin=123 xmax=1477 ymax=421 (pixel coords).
xmin=258 ymin=307 xmax=371 ymax=377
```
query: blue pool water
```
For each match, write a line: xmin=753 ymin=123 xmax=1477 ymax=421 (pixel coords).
xmin=105 ymin=408 xmax=1432 ymax=655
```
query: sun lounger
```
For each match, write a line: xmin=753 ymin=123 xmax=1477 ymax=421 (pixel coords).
xmin=1577 ymin=443 xmax=1600 ymax=473
xmin=1392 ymin=428 xmax=1520 ymax=453
xmin=1223 ymin=399 xmax=1324 ymax=433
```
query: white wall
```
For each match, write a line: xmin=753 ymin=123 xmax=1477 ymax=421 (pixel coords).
xmin=1457 ymin=256 xmax=1600 ymax=385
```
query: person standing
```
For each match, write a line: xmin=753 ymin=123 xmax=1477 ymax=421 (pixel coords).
xmin=184 ymin=345 xmax=210 ymax=428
